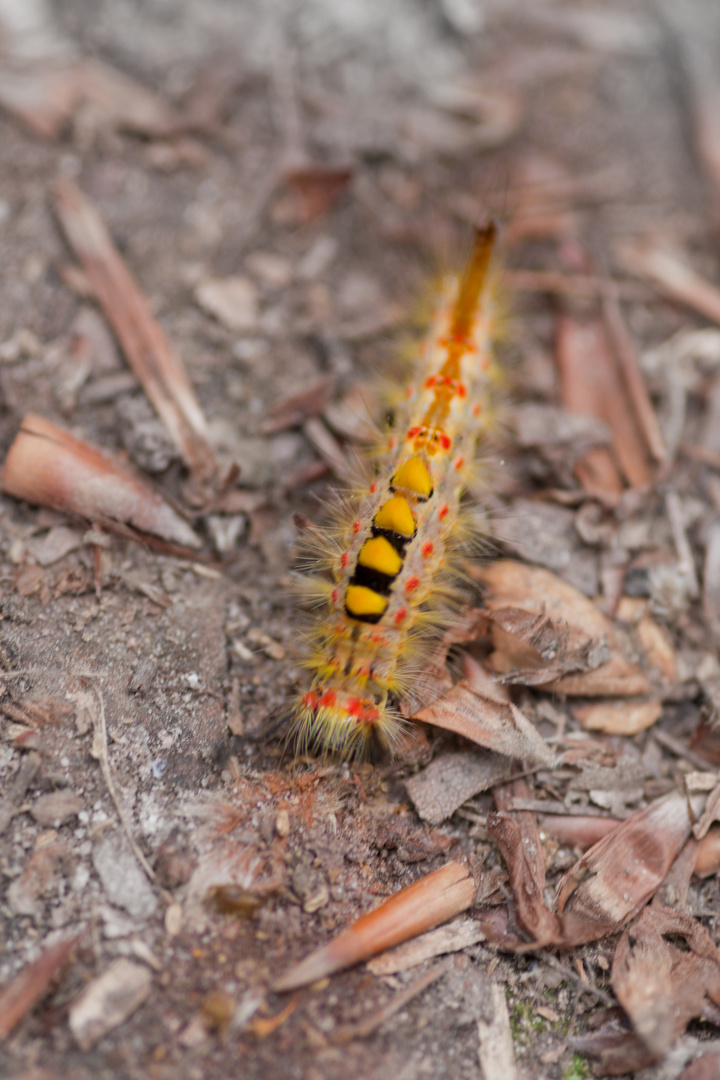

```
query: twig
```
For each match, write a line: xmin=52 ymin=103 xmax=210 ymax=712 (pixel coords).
xmin=538 ymin=950 xmax=614 ymax=1007
xmin=652 ymin=727 xmax=716 ymax=772
xmin=90 ymin=688 xmax=157 ymax=887
xmin=618 ymin=238 xmax=720 ymax=326
xmin=505 ymin=269 xmax=649 ymax=301
xmin=665 ymin=489 xmax=700 ymax=598
xmin=332 ymin=963 xmax=447 ymax=1044
xmin=0 ymin=752 xmax=40 ymax=837
xmin=679 ymin=440 xmax=720 ymax=472
xmin=602 ymin=284 xmax=666 ymax=463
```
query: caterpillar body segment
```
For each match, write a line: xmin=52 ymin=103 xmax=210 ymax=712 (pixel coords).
xmin=293 ymin=225 xmax=501 ymax=758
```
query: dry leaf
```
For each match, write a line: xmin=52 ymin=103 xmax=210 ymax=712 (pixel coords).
xmin=414 ymin=679 xmax=555 ymax=768
xmin=612 ymin=905 xmax=720 ymax=1062
xmin=280 ymin=164 xmax=353 ymax=224
xmin=52 ymin=178 xmax=217 ymax=489
xmin=556 ymin=790 xmax=698 ymax=945
xmin=405 ymin=751 xmax=514 ymax=824
xmin=572 ymin=698 xmax=662 ymax=735
xmin=1 ymin=414 xmax=201 ymax=550
xmin=273 ymin=861 xmax=475 ymax=992
xmin=0 ymin=935 xmax=79 ymax=1042
xmin=471 ymin=561 xmax=657 ymax=697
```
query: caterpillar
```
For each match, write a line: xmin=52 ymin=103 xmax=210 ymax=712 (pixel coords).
xmin=292 ymin=224 xmax=501 ymax=758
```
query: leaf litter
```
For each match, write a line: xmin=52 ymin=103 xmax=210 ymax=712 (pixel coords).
xmin=3 ymin=1 xmax=720 ymax=1078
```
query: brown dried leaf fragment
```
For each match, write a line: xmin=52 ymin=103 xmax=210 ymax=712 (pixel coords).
xmin=261 ymin=375 xmax=337 ymax=434
xmin=486 ymin=796 xmax=565 ymax=949
xmin=695 ymin=825 xmax=720 ymax=877
xmin=612 ymin=905 xmax=720 ymax=1062
xmin=537 ymin=814 xmax=621 ymax=851
xmin=279 ymin=164 xmax=353 ymax=225
xmin=414 ymin=680 xmax=555 ymax=768
xmin=1 ymin=414 xmax=201 ymax=550
xmin=272 ymin=861 xmax=475 ymax=992
xmin=572 ymin=697 xmax=662 ymax=736
xmin=0 ymin=935 xmax=79 ymax=1042
xmin=472 ymin=560 xmax=653 ymax=696
xmin=405 ymin=751 xmax=514 ymax=824
xmin=556 ymin=791 xmax=696 ymax=945
xmin=557 ymin=313 xmax=652 ymax=494
xmin=51 ymin=179 xmax=217 ymax=489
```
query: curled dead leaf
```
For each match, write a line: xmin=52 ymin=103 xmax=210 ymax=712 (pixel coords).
xmin=1 ymin=414 xmax=201 ymax=550
xmin=612 ymin=905 xmax=720 ymax=1062
xmin=413 ymin=679 xmax=555 ymax=768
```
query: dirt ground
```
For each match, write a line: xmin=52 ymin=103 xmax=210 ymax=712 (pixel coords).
xmin=2 ymin=1 xmax=720 ymax=1078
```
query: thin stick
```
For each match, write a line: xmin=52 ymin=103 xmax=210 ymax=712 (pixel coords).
xmin=332 ymin=963 xmax=447 ymax=1044
xmin=602 ymin=285 xmax=666 ymax=463
xmin=90 ymin=688 xmax=157 ymax=888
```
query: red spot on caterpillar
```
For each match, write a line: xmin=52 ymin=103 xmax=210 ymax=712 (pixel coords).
xmin=370 ymin=481 xmax=378 ymax=494
xmin=319 ymin=690 xmax=337 ymax=709
xmin=425 ymin=375 xmax=437 ymax=389
xmin=346 ymin=697 xmax=363 ymax=718
xmin=303 ymin=691 xmax=319 ymax=710
xmin=439 ymin=433 xmax=452 ymax=450
xmin=332 ymin=588 xmax=339 ymax=603
xmin=457 ymin=383 xmax=467 ymax=397
xmin=394 ymin=607 xmax=407 ymax=625
xmin=405 ymin=576 xmax=420 ymax=594
xmin=340 ymin=552 xmax=350 ymax=568
xmin=421 ymin=541 xmax=434 ymax=558
xmin=472 ymin=403 xmax=481 ymax=417
xmin=352 ymin=521 xmax=361 ymax=534
xmin=454 ymin=457 xmax=464 ymax=470
xmin=407 ymin=426 xmax=421 ymax=440
xmin=388 ymin=436 xmax=396 ymax=450
xmin=438 ymin=504 xmax=449 ymax=519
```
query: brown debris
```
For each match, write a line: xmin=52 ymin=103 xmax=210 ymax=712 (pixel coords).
xmin=277 ymin=164 xmax=353 ymax=225
xmin=0 ymin=752 xmax=41 ymax=838
xmin=1 ymin=414 xmax=201 ymax=550
xmin=333 ymin=963 xmax=446 ymax=1044
xmin=51 ymin=178 xmax=217 ymax=490
xmin=612 ymin=906 xmax=720 ymax=1064
xmin=0 ymin=935 xmax=79 ymax=1042
xmin=261 ymin=375 xmax=337 ymax=435
xmin=405 ymin=750 xmax=514 ymax=824
xmin=556 ymin=312 xmax=652 ymax=493
xmin=413 ymin=678 xmax=555 ymax=768
xmin=471 ymin=560 xmax=664 ymax=697
xmin=556 ymin=791 xmax=697 ymax=945
xmin=486 ymin=779 xmax=565 ymax=950
xmin=695 ymin=825 xmax=720 ymax=878
xmin=272 ymin=861 xmax=476 ymax=992
xmin=571 ymin=698 xmax=662 ymax=736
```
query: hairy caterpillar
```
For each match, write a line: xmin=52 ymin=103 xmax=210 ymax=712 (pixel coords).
xmin=292 ymin=225 xmax=501 ymax=758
